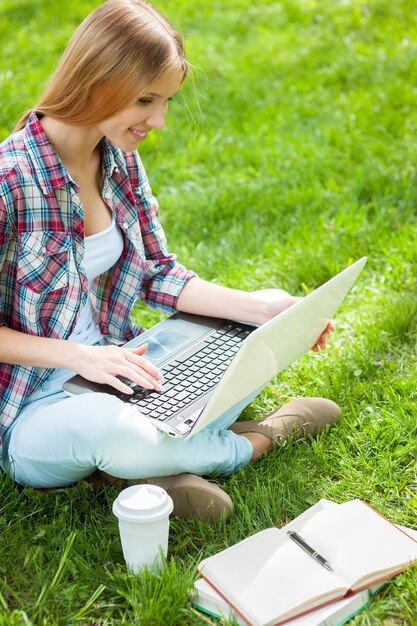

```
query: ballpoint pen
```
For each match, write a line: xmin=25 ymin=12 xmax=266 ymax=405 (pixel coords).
xmin=287 ymin=530 xmax=334 ymax=572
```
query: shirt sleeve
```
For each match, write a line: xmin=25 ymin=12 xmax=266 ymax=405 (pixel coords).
xmin=133 ymin=155 xmax=197 ymax=313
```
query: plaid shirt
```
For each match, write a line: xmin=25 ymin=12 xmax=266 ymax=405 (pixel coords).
xmin=0 ymin=111 xmax=195 ymax=441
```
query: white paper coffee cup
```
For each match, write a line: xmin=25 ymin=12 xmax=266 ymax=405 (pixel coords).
xmin=113 ymin=484 xmax=174 ymax=573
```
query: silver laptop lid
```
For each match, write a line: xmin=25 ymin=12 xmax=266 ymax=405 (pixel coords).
xmin=189 ymin=257 xmax=367 ymax=437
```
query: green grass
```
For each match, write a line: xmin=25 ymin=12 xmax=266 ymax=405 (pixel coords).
xmin=1 ymin=0 xmax=417 ymax=623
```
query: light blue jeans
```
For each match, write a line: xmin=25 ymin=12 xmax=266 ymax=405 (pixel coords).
xmin=1 ymin=367 xmax=255 ymax=488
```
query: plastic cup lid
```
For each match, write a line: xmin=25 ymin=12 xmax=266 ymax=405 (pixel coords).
xmin=112 ymin=484 xmax=173 ymax=522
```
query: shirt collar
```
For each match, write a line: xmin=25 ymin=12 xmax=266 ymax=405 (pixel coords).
xmin=100 ymin=136 xmax=128 ymax=181
xmin=23 ymin=111 xmax=75 ymax=195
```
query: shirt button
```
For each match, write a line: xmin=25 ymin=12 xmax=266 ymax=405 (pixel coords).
xmin=122 ymin=222 xmax=129 ymax=230
xmin=40 ymin=246 xmax=46 ymax=255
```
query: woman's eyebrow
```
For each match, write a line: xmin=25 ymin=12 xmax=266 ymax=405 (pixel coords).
xmin=144 ymin=90 xmax=180 ymax=98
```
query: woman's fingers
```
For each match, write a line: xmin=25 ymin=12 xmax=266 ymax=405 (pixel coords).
xmin=131 ymin=344 xmax=148 ymax=356
xmin=77 ymin=344 xmax=164 ymax=393
xmin=311 ymin=320 xmax=335 ymax=351
xmin=102 ymin=374 xmax=136 ymax=395
xmin=117 ymin=365 xmax=162 ymax=391
xmin=124 ymin=362 xmax=164 ymax=391
xmin=105 ymin=364 xmax=163 ymax=394
xmin=126 ymin=346 xmax=163 ymax=380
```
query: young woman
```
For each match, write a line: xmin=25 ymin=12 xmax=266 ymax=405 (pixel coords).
xmin=0 ymin=0 xmax=339 ymax=523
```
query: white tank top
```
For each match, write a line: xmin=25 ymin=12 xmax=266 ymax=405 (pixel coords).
xmin=68 ymin=216 xmax=124 ymax=345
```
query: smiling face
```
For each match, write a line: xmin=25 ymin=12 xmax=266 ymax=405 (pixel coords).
xmin=95 ymin=69 xmax=184 ymax=151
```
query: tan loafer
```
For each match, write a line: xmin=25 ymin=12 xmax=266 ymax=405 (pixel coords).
xmin=228 ymin=397 xmax=340 ymax=445
xmin=126 ymin=473 xmax=234 ymax=524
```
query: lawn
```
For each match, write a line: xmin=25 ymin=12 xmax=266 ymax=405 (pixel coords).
xmin=1 ymin=0 xmax=417 ymax=624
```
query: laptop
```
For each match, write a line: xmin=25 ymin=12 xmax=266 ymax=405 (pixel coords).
xmin=63 ymin=257 xmax=367 ymax=438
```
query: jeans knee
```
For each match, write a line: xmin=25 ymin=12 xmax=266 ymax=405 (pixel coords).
xmin=70 ymin=393 xmax=126 ymax=450
xmin=86 ymin=395 xmax=159 ymax=468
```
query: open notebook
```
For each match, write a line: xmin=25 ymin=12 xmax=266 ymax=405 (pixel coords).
xmin=197 ymin=499 xmax=417 ymax=626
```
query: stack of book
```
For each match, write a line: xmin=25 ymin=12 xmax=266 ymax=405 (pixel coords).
xmin=192 ymin=499 xmax=417 ymax=626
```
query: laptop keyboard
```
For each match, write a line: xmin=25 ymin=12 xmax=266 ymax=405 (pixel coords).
xmin=122 ymin=323 xmax=253 ymax=423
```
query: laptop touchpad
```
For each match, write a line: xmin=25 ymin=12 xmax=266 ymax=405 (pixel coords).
xmin=143 ymin=330 xmax=189 ymax=361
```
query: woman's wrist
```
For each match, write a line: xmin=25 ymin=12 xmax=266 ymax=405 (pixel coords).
xmin=245 ymin=292 xmax=270 ymax=326
xmin=249 ymin=289 xmax=299 ymax=326
xmin=65 ymin=341 xmax=86 ymax=373
xmin=34 ymin=337 xmax=84 ymax=371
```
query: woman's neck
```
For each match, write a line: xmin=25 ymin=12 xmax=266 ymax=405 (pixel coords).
xmin=39 ymin=116 xmax=103 ymax=176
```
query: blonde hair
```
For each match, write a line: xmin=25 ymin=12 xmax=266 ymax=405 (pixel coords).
xmin=15 ymin=0 xmax=187 ymax=130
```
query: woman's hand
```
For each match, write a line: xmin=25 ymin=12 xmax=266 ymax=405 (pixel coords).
xmin=71 ymin=343 xmax=163 ymax=395
xmin=251 ymin=288 xmax=301 ymax=323
xmin=251 ymin=288 xmax=335 ymax=351
xmin=311 ymin=320 xmax=335 ymax=352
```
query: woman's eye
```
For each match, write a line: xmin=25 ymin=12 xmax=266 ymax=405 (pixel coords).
xmin=138 ymin=98 xmax=152 ymax=106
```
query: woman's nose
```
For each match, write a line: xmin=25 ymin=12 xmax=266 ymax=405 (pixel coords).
xmin=146 ymin=106 xmax=165 ymax=130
